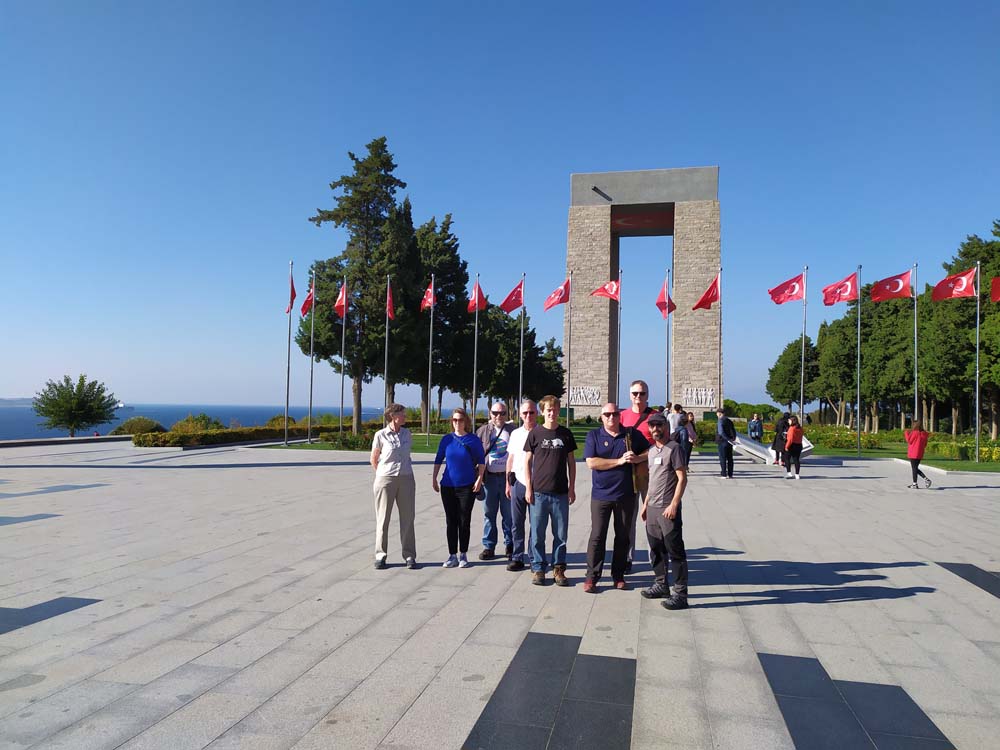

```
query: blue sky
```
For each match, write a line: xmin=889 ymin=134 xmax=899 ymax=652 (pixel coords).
xmin=2 ymin=1 xmax=997 ymax=408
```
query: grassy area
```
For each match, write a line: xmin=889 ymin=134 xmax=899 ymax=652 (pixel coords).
xmin=278 ymin=434 xmax=445 ymax=454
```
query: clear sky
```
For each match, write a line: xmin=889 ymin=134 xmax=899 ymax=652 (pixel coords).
xmin=2 ymin=1 xmax=998 ymax=409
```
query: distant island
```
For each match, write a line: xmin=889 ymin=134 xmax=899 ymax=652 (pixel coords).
xmin=0 ymin=398 xmax=33 ymax=407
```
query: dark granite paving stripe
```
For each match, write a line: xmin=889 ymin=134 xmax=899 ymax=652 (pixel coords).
xmin=834 ymin=681 xmax=949 ymax=742
xmin=775 ymin=695 xmax=877 ymax=750
xmin=548 ymin=698 xmax=632 ymax=750
xmin=758 ymin=653 xmax=842 ymax=701
xmin=564 ymin=654 xmax=636 ymax=706
xmin=0 ymin=596 xmax=101 ymax=635
xmin=868 ymin=732 xmax=956 ymax=750
xmin=0 ymin=514 xmax=61 ymax=526
xmin=936 ymin=562 xmax=1000 ymax=598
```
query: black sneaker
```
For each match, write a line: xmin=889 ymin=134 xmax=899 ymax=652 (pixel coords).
xmin=405 ymin=557 xmax=417 ymax=569
xmin=479 ymin=548 xmax=495 ymax=561
xmin=374 ymin=558 xmax=387 ymax=570
xmin=641 ymin=583 xmax=670 ymax=599
xmin=505 ymin=544 xmax=513 ymax=561
xmin=507 ymin=559 xmax=525 ymax=572
xmin=661 ymin=595 xmax=689 ymax=611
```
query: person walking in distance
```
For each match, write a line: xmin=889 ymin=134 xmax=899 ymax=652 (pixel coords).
xmin=772 ymin=412 xmax=790 ymax=467
xmin=784 ymin=415 xmax=804 ymax=480
xmin=715 ymin=408 xmax=737 ymax=479
xmin=369 ymin=403 xmax=417 ymax=570
xmin=433 ymin=409 xmax=486 ymax=569
xmin=620 ymin=380 xmax=654 ymax=574
xmin=524 ymin=395 xmax=577 ymax=586
xmin=904 ymin=419 xmax=932 ymax=489
xmin=583 ymin=403 xmax=649 ymax=593
xmin=505 ymin=400 xmax=538 ymax=571
xmin=476 ymin=401 xmax=515 ymax=561
xmin=685 ymin=412 xmax=698 ymax=469
xmin=640 ymin=412 xmax=689 ymax=610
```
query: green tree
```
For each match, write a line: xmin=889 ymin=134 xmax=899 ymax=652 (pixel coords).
xmin=32 ymin=375 xmax=117 ymax=437
xmin=304 ymin=136 xmax=408 ymax=433
xmin=814 ymin=315 xmax=858 ymax=425
xmin=765 ymin=336 xmax=818 ymax=413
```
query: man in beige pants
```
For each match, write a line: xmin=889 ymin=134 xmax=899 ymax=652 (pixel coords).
xmin=370 ymin=403 xmax=417 ymax=569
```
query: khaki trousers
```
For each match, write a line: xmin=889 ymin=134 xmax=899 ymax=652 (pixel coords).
xmin=373 ymin=474 xmax=416 ymax=561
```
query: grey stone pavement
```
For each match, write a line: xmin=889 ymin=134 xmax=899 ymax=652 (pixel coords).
xmin=0 ymin=442 xmax=998 ymax=750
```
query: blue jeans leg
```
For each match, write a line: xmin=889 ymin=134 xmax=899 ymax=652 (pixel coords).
xmin=549 ymin=493 xmax=570 ymax=567
xmin=511 ymin=481 xmax=529 ymax=562
xmin=529 ymin=492 xmax=552 ymax=572
xmin=481 ymin=472 xmax=510 ymax=549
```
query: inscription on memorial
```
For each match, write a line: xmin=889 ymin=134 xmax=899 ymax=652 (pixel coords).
xmin=569 ymin=386 xmax=602 ymax=406
xmin=682 ymin=386 xmax=716 ymax=408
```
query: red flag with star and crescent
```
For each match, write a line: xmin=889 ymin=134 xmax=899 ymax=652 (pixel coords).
xmin=768 ymin=274 xmax=805 ymax=305
xmin=655 ymin=281 xmax=676 ymax=318
xmin=467 ymin=280 xmax=488 ymax=313
xmin=543 ymin=278 xmax=570 ymax=311
xmin=285 ymin=275 xmax=297 ymax=314
xmin=871 ymin=270 xmax=912 ymax=302
xmin=300 ymin=283 xmax=314 ymax=317
xmin=420 ymin=281 xmax=435 ymax=311
xmin=591 ymin=279 xmax=621 ymax=301
xmin=386 ymin=281 xmax=395 ymax=321
xmin=822 ymin=272 xmax=858 ymax=306
xmin=992 ymin=277 xmax=1000 ymax=304
xmin=498 ymin=280 xmax=524 ymax=314
xmin=692 ymin=274 xmax=720 ymax=311
xmin=333 ymin=283 xmax=347 ymax=319
xmin=931 ymin=267 xmax=976 ymax=302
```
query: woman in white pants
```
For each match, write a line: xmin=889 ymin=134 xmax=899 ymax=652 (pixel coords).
xmin=370 ymin=403 xmax=417 ymax=569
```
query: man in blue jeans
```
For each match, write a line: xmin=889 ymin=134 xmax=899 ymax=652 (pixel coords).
xmin=475 ymin=401 xmax=515 ymax=560
xmin=524 ymin=395 xmax=577 ymax=586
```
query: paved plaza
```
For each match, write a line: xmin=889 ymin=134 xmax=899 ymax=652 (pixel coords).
xmin=1 ymin=441 xmax=998 ymax=749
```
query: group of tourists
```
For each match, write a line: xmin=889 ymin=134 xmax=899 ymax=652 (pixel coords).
xmin=769 ymin=411 xmax=807 ymax=479
xmin=369 ymin=385 xmax=691 ymax=611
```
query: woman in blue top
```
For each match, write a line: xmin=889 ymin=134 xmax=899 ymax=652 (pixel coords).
xmin=433 ymin=408 xmax=486 ymax=568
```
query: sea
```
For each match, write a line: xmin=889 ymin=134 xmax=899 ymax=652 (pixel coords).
xmin=0 ymin=403 xmax=384 ymax=441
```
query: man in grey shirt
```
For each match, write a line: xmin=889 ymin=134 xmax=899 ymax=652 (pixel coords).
xmin=640 ymin=411 xmax=689 ymax=610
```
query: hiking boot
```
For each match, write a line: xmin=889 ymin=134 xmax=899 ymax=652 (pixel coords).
xmin=478 ymin=548 xmax=495 ymax=561
xmin=661 ymin=595 xmax=689 ymax=611
xmin=641 ymin=583 xmax=670 ymax=599
xmin=924 ymin=477 xmax=932 ymax=489
xmin=614 ymin=580 xmax=628 ymax=591
xmin=583 ymin=579 xmax=596 ymax=593
xmin=532 ymin=571 xmax=545 ymax=586
xmin=553 ymin=565 xmax=569 ymax=587
xmin=505 ymin=544 xmax=513 ymax=561
xmin=506 ymin=559 xmax=525 ymax=572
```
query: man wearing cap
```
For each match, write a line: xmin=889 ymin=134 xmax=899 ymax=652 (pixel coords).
xmin=640 ymin=411 xmax=689 ymax=610
xmin=476 ymin=401 xmax=515 ymax=560
xmin=583 ymin=402 xmax=649 ymax=592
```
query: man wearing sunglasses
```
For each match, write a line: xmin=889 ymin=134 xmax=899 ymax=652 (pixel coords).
xmin=475 ymin=401 xmax=515 ymax=561
xmin=504 ymin=400 xmax=537 ymax=571
xmin=620 ymin=380 xmax=654 ymax=574
xmin=583 ymin=402 xmax=649 ymax=592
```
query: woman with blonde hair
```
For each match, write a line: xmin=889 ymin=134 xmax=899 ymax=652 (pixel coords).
xmin=370 ymin=403 xmax=416 ymax=570
xmin=433 ymin=408 xmax=486 ymax=568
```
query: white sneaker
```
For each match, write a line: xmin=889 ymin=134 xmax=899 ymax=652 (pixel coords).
xmin=784 ymin=474 xmax=793 ymax=480
xmin=458 ymin=553 xmax=470 ymax=568
xmin=795 ymin=474 xmax=801 ymax=480
xmin=443 ymin=554 xmax=458 ymax=568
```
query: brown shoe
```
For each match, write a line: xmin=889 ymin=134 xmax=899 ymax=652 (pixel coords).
xmin=478 ymin=548 xmax=495 ymax=561
xmin=553 ymin=565 xmax=569 ymax=587
xmin=532 ymin=571 xmax=545 ymax=586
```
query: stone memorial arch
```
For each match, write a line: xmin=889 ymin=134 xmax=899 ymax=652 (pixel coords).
xmin=565 ymin=167 xmax=721 ymax=417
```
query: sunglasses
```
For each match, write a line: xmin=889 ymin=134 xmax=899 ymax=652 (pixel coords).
xmin=602 ymin=411 xmax=620 ymax=417
xmin=631 ymin=391 xmax=647 ymax=397
xmin=491 ymin=411 xmax=506 ymax=416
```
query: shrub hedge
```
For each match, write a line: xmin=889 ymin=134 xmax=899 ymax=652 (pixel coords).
xmin=109 ymin=416 xmax=166 ymax=435
xmin=133 ymin=425 xmax=312 ymax=447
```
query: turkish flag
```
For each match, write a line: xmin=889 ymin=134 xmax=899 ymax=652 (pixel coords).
xmin=300 ymin=283 xmax=315 ymax=317
xmin=386 ymin=282 xmax=395 ymax=321
xmin=333 ymin=283 xmax=347 ymax=319
xmin=543 ymin=278 xmax=570 ymax=311
xmin=692 ymin=274 xmax=720 ymax=310
xmin=768 ymin=274 xmax=805 ymax=305
xmin=468 ymin=280 xmax=488 ymax=312
xmin=932 ymin=267 xmax=976 ymax=301
xmin=591 ymin=279 xmax=621 ymax=301
xmin=871 ymin=270 xmax=912 ymax=302
xmin=655 ymin=281 xmax=676 ymax=318
xmin=822 ymin=272 xmax=858 ymax=306
xmin=285 ymin=275 xmax=296 ymax=314
xmin=498 ymin=280 xmax=524 ymax=313
xmin=992 ymin=277 xmax=1000 ymax=303
xmin=420 ymin=281 xmax=435 ymax=311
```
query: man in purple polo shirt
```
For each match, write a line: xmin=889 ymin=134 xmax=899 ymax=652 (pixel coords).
xmin=583 ymin=402 xmax=649 ymax=593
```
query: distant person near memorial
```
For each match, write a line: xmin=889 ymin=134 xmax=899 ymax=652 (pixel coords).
xmin=715 ymin=408 xmax=737 ymax=479
xmin=476 ymin=401 xmax=515 ymax=561
xmin=667 ymin=403 xmax=684 ymax=433
xmin=621 ymin=379 xmax=654 ymax=573
xmin=748 ymin=413 xmax=764 ymax=442
xmin=772 ymin=412 xmax=790 ymax=466
xmin=685 ymin=412 xmax=698 ymax=468
xmin=784 ymin=415 xmax=804 ymax=480
xmin=433 ymin=408 xmax=485 ymax=569
xmin=640 ymin=411 xmax=689 ymax=610
xmin=370 ymin=404 xmax=417 ymax=570
xmin=904 ymin=420 xmax=932 ymax=489
xmin=583 ymin=403 xmax=649 ymax=592
xmin=524 ymin=395 xmax=577 ymax=586
xmin=505 ymin=399 xmax=538 ymax=572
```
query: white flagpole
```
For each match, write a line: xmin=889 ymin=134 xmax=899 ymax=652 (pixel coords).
xmin=518 ymin=273 xmax=526 ymax=411
xmin=472 ymin=273 xmax=480 ymax=431
xmin=856 ymin=265 xmax=862 ymax=458
xmin=339 ymin=274 xmax=347 ymax=437
xmin=426 ymin=274 xmax=435 ymax=446
xmin=617 ymin=268 xmax=622 ymax=407
xmin=913 ymin=263 xmax=919 ymax=426
xmin=285 ymin=260 xmax=293 ymax=447
xmin=567 ymin=272 xmax=573 ymax=426
xmin=665 ymin=269 xmax=671 ymax=404
xmin=799 ymin=265 xmax=808 ymax=421
xmin=384 ymin=275 xmax=390 ymax=415
xmin=975 ymin=261 xmax=982 ymax=462
xmin=718 ymin=266 xmax=723 ymax=409
xmin=307 ymin=269 xmax=316 ymax=444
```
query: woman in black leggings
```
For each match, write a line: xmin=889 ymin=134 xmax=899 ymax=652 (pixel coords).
xmin=432 ymin=408 xmax=486 ymax=567
xmin=904 ymin=421 xmax=932 ymax=489
xmin=784 ymin=415 xmax=804 ymax=479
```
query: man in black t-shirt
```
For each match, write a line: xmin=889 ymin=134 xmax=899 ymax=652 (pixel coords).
xmin=524 ymin=394 xmax=577 ymax=587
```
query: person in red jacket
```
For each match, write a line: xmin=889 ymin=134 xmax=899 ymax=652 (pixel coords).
xmin=784 ymin=415 xmax=804 ymax=480
xmin=904 ymin=420 xmax=932 ymax=489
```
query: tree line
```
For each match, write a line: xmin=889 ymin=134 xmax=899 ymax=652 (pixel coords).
xmin=298 ymin=137 xmax=563 ymax=433
xmin=766 ymin=221 xmax=1000 ymax=438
